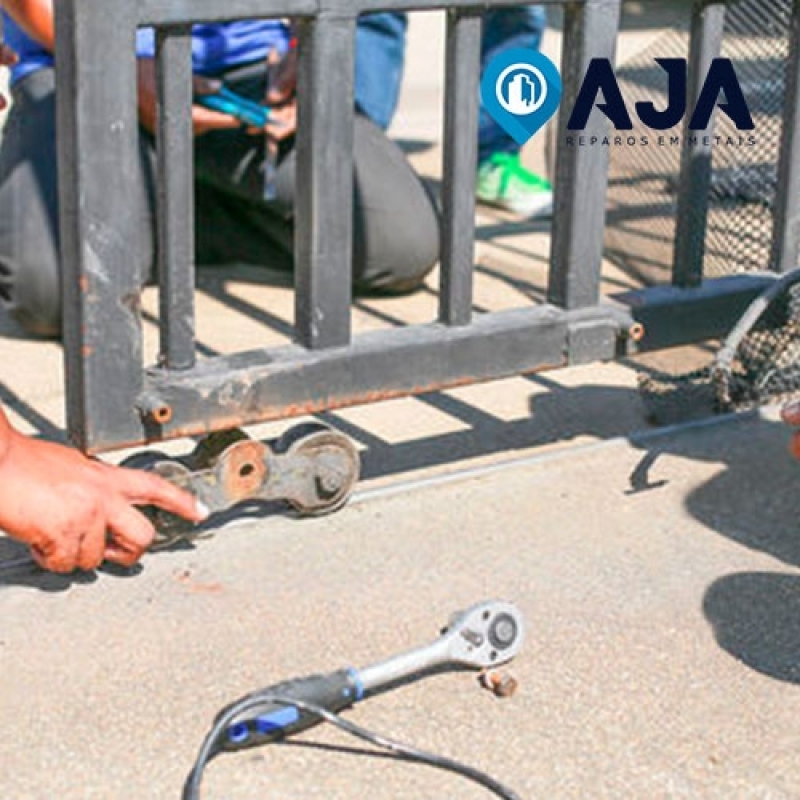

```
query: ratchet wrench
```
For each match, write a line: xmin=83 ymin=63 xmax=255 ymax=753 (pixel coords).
xmin=217 ymin=600 xmax=524 ymax=751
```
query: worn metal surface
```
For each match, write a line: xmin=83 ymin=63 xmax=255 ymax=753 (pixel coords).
xmin=121 ymin=305 xmax=627 ymax=451
xmin=549 ymin=0 xmax=621 ymax=310
xmin=55 ymin=0 xmax=145 ymax=449
xmin=294 ymin=15 xmax=355 ymax=350
xmin=439 ymin=9 xmax=481 ymax=327
xmin=137 ymin=0 xmax=554 ymax=26
xmin=127 ymin=423 xmax=361 ymax=547
xmin=56 ymin=0 xmax=789 ymax=454
xmin=156 ymin=27 xmax=197 ymax=370
xmin=672 ymin=0 xmax=726 ymax=289
xmin=615 ymin=272 xmax=775 ymax=351
xmin=771 ymin=0 xmax=800 ymax=274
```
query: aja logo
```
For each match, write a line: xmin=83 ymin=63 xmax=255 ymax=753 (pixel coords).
xmin=481 ymin=51 xmax=754 ymax=146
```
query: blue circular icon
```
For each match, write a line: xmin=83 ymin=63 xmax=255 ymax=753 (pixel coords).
xmin=481 ymin=48 xmax=563 ymax=146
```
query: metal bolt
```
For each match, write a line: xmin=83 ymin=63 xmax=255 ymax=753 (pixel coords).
xmin=628 ymin=322 xmax=645 ymax=342
xmin=137 ymin=393 xmax=173 ymax=425
xmin=479 ymin=669 xmax=519 ymax=698
xmin=318 ymin=470 xmax=343 ymax=494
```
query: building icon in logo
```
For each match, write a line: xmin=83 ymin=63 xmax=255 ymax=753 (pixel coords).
xmin=481 ymin=48 xmax=562 ymax=146
xmin=496 ymin=64 xmax=548 ymax=116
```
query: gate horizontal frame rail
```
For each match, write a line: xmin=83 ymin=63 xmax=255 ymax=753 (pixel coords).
xmin=54 ymin=0 xmax=797 ymax=454
xmin=130 ymin=305 xmax=625 ymax=448
xmin=88 ymin=274 xmax=776 ymax=451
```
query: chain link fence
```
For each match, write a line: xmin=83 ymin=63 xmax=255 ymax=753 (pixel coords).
xmin=602 ymin=0 xmax=800 ymax=421
xmin=605 ymin=0 xmax=790 ymax=284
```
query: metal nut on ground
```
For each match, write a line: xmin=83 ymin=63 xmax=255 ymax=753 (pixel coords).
xmin=480 ymin=669 xmax=519 ymax=698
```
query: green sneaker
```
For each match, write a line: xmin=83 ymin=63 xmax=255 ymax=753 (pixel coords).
xmin=476 ymin=153 xmax=553 ymax=219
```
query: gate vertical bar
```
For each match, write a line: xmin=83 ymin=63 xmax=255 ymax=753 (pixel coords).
xmin=770 ymin=0 xmax=800 ymax=274
xmin=295 ymin=14 xmax=355 ymax=350
xmin=56 ymin=0 xmax=144 ymax=449
xmin=440 ymin=8 xmax=482 ymax=327
xmin=672 ymin=0 xmax=726 ymax=288
xmin=156 ymin=27 xmax=196 ymax=369
xmin=549 ymin=0 xmax=621 ymax=310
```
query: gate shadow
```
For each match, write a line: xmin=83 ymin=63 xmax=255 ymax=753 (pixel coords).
xmin=629 ymin=413 xmax=800 ymax=684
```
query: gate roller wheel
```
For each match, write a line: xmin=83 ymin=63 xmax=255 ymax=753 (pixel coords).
xmin=279 ymin=423 xmax=360 ymax=516
xmin=189 ymin=428 xmax=250 ymax=470
xmin=120 ymin=450 xmax=173 ymax=472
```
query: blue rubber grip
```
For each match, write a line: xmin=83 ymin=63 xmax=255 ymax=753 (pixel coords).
xmin=218 ymin=667 xmax=363 ymax=751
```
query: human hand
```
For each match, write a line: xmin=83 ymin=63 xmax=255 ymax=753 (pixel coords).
xmin=261 ymin=100 xmax=297 ymax=142
xmin=265 ymin=45 xmax=297 ymax=107
xmin=781 ymin=398 xmax=800 ymax=459
xmin=191 ymin=75 xmax=243 ymax=136
xmin=135 ymin=59 xmax=241 ymax=136
xmin=0 ymin=43 xmax=19 ymax=110
xmin=0 ymin=427 xmax=208 ymax=573
xmin=249 ymin=45 xmax=298 ymax=141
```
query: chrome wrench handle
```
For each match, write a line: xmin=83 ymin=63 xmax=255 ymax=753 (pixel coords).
xmin=217 ymin=600 xmax=524 ymax=751
xmin=358 ymin=600 xmax=525 ymax=693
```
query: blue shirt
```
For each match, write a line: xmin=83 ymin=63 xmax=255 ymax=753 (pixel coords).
xmin=3 ymin=13 xmax=50 ymax=84
xmin=2 ymin=16 xmax=290 ymax=85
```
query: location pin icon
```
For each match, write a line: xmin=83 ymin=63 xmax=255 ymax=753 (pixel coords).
xmin=480 ymin=48 xmax=563 ymax=146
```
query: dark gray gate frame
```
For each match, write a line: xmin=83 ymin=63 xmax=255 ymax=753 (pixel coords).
xmin=54 ymin=0 xmax=799 ymax=454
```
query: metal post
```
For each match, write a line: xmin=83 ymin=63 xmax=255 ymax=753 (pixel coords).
xmin=440 ymin=8 xmax=482 ymax=327
xmin=55 ymin=0 xmax=145 ymax=448
xmin=156 ymin=27 xmax=196 ymax=369
xmin=294 ymin=14 xmax=356 ymax=350
xmin=672 ymin=0 xmax=726 ymax=288
xmin=548 ymin=0 xmax=622 ymax=310
xmin=770 ymin=0 xmax=800 ymax=274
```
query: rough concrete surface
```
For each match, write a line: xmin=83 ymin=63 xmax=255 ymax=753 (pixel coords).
xmin=2 ymin=4 xmax=797 ymax=799
xmin=2 ymin=409 xmax=800 ymax=800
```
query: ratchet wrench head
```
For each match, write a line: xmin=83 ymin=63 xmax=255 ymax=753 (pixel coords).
xmin=439 ymin=600 xmax=524 ymax=669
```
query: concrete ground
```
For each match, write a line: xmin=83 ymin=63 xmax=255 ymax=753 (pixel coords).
xmin=2 ymin=409 xmax=800 ymax=799
xmin=4 ymin=3 xmax=800 ymax=799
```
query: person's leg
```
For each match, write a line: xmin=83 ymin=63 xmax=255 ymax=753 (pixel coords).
xmin=350 ymin=113 xmax=439 ymax=291
xmin=476 ymin=6 xmax=553 ymax=218
xmin=194 ymin=180 xmax=294 ymax=270
xmin=479 ymin=5 xmax=547 ymax=161
xmin=194 ymin=99 xmax=439 ymax=292
xmin=273 ymin=115 xmax=439 ymax=292
xmin=0 ymin=68 xmax=156 ymax=337
xmin=0 ymin=69 xmax=62 ymax=335
xmin=354 ymin=13 xmax=408 ymax=131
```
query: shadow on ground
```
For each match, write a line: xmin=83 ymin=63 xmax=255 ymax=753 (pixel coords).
xmin=629 ymin=414 xmax=800 ymax=684
xmin=703 ymin=571 xmax=800 ymax=684
xmin=327 ymin=374 xmax=646 ymax=480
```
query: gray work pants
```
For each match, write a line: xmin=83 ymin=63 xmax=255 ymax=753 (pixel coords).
xmin=0 ymin=67 xmax=440 ymax=336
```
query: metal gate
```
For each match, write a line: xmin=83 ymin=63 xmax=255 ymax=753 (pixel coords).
xmin=54 ymin=0 xmax=800 ymax=454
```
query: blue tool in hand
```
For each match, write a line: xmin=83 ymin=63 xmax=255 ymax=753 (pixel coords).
xmin=195 ymin=85 xmax=272 ymax=128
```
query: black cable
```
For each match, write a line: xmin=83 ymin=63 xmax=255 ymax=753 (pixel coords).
xmin=715 ymin=268 xmax=800 ymax=375
xmin=183 ymin=692 xmax=523 ymax=800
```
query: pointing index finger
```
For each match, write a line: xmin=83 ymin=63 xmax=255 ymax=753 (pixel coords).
xmin=111 ymin=467 xmax=210 ymax=522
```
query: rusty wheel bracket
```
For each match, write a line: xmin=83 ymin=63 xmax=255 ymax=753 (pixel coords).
xmin=125 ymin=424 xmax=361 ymax=549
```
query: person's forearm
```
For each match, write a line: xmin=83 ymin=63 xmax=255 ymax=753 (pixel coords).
xmin=0 ymin=406 xmax=13 ymax=465
xmin=137 ymin=57 xmax=241 ymax=136
xmin=4 ymin=0 xmax=55 ymax=51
